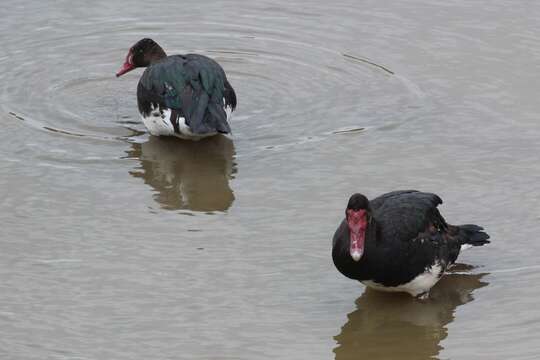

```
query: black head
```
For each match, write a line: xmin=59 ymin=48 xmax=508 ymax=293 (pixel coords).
xmin=116 ymin=38 xmax=167 ymax=77
xmin=346 ymin=193 xmax=370 ymax=211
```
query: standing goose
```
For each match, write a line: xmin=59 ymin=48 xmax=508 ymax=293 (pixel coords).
xmin=117 ymin=38 xmax=237 ymax=140
xmin=332 ymin=190 xmax=490 ymax=299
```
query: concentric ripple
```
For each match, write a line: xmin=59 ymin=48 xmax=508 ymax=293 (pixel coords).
xmin=1 ymin=4 xmax=428 ymax=163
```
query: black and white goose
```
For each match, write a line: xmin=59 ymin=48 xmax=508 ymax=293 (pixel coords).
xmin=332 ymin=190 xmax=490 ymax=299
xmin=116 ymin=38 xmax=237 ymax=140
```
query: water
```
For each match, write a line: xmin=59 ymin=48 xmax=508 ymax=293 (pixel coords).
xmin=1 ymin=0 xmax=540 ymax=359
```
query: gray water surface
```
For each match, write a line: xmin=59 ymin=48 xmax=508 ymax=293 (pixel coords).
xmin=2 ymin=0 xmax=540 ymax=359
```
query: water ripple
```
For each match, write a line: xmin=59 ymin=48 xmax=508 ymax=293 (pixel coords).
xmin=1 ymin=16 xmax=427 ymax=162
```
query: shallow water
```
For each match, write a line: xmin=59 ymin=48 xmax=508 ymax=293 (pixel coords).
xmin=2 ymin=0 xmax=540 ymax=359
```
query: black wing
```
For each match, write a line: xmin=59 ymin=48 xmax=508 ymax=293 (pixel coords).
xmin=369 ymin=190 xmax=422 ymax=210
xmin=371 ymin=190 xmax=445 ymax=243
xmin=137 ymin=54 xmax=236 ymax=134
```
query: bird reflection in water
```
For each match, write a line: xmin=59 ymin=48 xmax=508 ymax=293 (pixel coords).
xmin=334 ymin=267 xmax=488 ymax=360
xmin=127 ymin=135 xmax=236 ymax=212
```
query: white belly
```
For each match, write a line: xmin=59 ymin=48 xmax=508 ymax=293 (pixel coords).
xmin=141 ymin=103 xmax=233 ymax=140
xmin=362 ymin=263 xmax=443 ymax=297
xmin=141 ymin=105 xmax=214 ymax=140
xmin=141 ymin=107 xmax=176 ymax=137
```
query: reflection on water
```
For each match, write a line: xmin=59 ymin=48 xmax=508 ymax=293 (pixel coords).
xmin=334 ymin=270 xmax=488 ymax=360
xmin=127 ymin=135 xmax=236 ymax=212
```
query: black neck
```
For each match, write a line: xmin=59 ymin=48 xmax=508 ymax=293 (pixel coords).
xmin=148 ymin=47 xmax=167 ymax=64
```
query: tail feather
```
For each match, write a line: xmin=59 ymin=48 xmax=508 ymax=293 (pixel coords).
xmin=187 ymin=99 xmax=231 ymax=135
xmin=458 ymin=224 xmax=490 ymax=246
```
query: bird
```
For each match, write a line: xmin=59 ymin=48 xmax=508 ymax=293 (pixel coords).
xmin=116 ymin=38 xmax=237 ymax=140
xmin=332 ymin=190 xmax=490 ymax=299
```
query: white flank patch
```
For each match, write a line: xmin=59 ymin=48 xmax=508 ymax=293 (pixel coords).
xmin=460 ymin=244 xmax=473 ymax=251
xmin=141 ymin=105 xmax=176 ymax=137
xmin=141 ymin=104 xmax=216 ymax=140
xmin=225 ymin=105 xmax=233 ymax=122
xmin=362 ymin=262 xmax=443 ymax=297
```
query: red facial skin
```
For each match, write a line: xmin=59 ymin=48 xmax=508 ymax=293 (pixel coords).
xmin=116 ymin=51 xmax=135 ymax=77
xmin=346 ymin=209 xmax=368 ymax=261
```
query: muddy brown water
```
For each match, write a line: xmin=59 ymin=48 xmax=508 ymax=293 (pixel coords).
xmin=2 ymin=0 xmax=540 ymax=359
